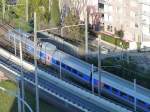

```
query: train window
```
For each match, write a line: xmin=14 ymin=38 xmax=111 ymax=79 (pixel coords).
xmin=66 ymin=66 xmax=71 ymax=71
xmin=56 ymin=61 xmax=60 ymax=65
xmin=148 ymin=105 xmax=150 ymax=110
xmin=112 ymin=88 xmax=120 ymax=95
xmin=62 ymin=63 xmax=66 ymax=68
xmin=128 ymin=95 xmax=134 ymax=103
xmin=72 ymin=69 xmax=77 ymax=74
xmin=83 ymin=75 xmax=89 ymax=81
xmin=104 ymin=84 xmax=110 ymax=90
xmin=120 ymin=92 xmax=128 ymax=100
xmin=78 ymin=72 xmax=83 ymax=77
xmin=52 ymin=59 xmax=56 ymax=64
xmin=94 ymin=79 xmax=98 ymax=85
xmin=137 ymin=100 xmax=146 ymax=107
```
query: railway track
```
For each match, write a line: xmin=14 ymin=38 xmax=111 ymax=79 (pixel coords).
xmin=0 ymin=23 xmax=14 ymax=33
xmin=0 ymin=35 xmax=134 ymax=111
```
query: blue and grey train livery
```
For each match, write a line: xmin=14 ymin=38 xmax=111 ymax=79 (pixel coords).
xmin=7 ymin=29 xmax=150 ymax=112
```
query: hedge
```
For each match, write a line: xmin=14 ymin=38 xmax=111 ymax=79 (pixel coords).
xmin=101 ymin=33 xmax=129 ymax=49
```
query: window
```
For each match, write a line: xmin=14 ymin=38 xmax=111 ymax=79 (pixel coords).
xmin=62 ymin=63 xmax=66 ymax=68
xmin=83 ymin=75 xmax=89 ymax=81
xmin=128 ymin=95 xmax=134 ymax=103
xmin=104 ymin=84 xmax=111 ymax=91
xmin=137 ymin=100 xmax=146 ymax=107
xmin=112 ymin=88 xmax=120 ymax=95
xmin=66 ymin=66 xmax=71 ymax=71
xmin=120 ymin=92 xmax=128 ymax=100
xmin=148 ymin=105 xmax=150 ymax=110
xmin=56 ymin=61 xmax=60 ymax=65
xmin=78 ymin=72 xmax=83 ymax=77
xmin=72 ymin=69 xmax=77 ymax=74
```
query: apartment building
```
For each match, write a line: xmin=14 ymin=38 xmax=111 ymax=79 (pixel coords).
xmin=99 ymin=0 xmax=150 ymax=49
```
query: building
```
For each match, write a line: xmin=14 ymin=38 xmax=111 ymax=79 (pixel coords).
xmin=99 ymin=0 xmax=150 ymax=49
xmin=59 ymin=0 xmax=101 ymax=31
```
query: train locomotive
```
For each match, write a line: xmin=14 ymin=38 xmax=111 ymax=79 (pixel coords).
xmin=6 ymin=29 xmax=150 ymax=112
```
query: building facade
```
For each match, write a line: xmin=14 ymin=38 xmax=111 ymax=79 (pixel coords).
xmin=99 ymin=0 xmax=150 ymax=49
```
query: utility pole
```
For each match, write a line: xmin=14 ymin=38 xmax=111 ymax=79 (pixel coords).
xmin=85 ymin=3 xmax=88 ymax=55
xmin=98 ymin=34 xmax=102 ymax=96
xmin=17 ymin=78 xmax=21 ymax=112
xmin=134 ymin=79 xmax=137 ymax=112
xmin=13 ymin=35 xmax=17 ymax=56
xmin=19 ymin=37 xmax=25 ymax=112
xmin=59 ymin=56 xmax=62 ymax=79
xmin=25 ymin=0 xmax=28 ymax=22
xmin=34 ymin=12 xmax=39 ymax=112
xmin=91 ymin=64 xmax=94 ymax=94
xmin=2 ymin=0 xmax=5 ymax=20
xmin=49 ymin=0 xmax=51 ymax=12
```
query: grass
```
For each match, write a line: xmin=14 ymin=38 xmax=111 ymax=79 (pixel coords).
xmin=101 ymin=33 xmax=129 ymax=49
xmin=0 ymin=81 xmax=17 ymax=112
xmin=0 ymin=80 xmax=60 ymax=112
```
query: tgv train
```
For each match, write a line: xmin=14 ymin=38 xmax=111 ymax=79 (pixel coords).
xmin=7 ymin=29 xmax=150 ymax=112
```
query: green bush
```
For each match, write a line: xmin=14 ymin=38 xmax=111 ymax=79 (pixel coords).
xmin=101 ymin=33 xmax=129 ymax=49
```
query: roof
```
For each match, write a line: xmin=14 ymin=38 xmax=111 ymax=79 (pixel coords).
xmin=93 ymin=71 xmax=150 ymax=104
xmin=52 ymin=50 xmax=95 ymax=75
xmin=41 ymin=42 xmax=56 ymax=53
xmin=9 ymin=29 xmax=31 ymax=38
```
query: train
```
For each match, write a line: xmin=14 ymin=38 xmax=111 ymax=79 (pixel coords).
xmin=5 ymin=29 xmax=150 ymax=112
